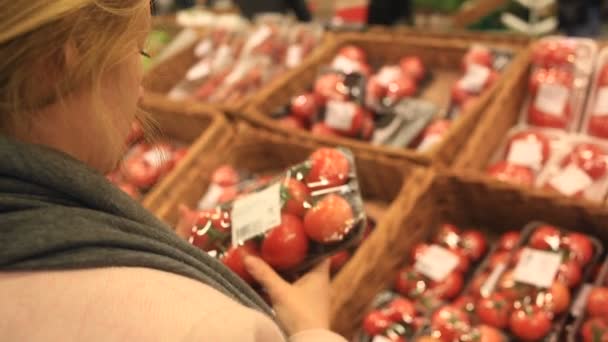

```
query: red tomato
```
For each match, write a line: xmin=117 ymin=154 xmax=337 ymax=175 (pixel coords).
xmin=434 ymin=223 xmax=461 ymax=249
xmin=189 ymin=208 xmax=231 ymax=251
xmin=557 ymin=260 xmax=583 ymax=288
xmin=488 ymin=251 xmax=510 ymax=269
xmin=529 ymin=225 xmax=561 ymax=250
xmin=453 ymin=295 xmax=476 ymax=316
xmin=385 ymin=77 xmax=417 ymax=103
xmin=588 ymin=115 xmax=608 ymax=139
xmin=509 ymin=306 xmax=552 ymax=341
xmin=460 ymin=230 xmax=488 ymax=261
xmin=310 ymin=122 xmax=339 ymax=137
xmin=385 ymin=297 xmax=417 ymax=322
xmin=597 ymin=64 xmax=608 ymax=86
xmin=329 ymin=250 xmax=351 ymax=274
xmin=451 ymin=248 xmax=471 ymax=273
xmin=325 ymin=103 xmax=366 ymax=137
xmin=211 ymin=165 xmax=240 ymax=187
xmin=366 ymin=76 xmax=387 ymax=105
xmin=261 ymin=214 xmax=309 ymax=270
xmin=528 ymin=101 xmax=571 ymax=129
xmin=400 ymin=56 xmax=426 ymax=82
xmin=314 ymin=73 xmax=347 ymax=101
xmin=451 ymin=82 xmax=476 ymax=105
xmin=116 ymin=182 xmax=141 ymax=200
xmin=561 ymin=143 xmax=608 ymax=180
xmin=562 ymin=232 xmax=594 ymax=266
xmin=587 ymin=287 xmax=608 ymax=318
xmin=363 ymin=310 xmax=391 ymax=335
xmin=281 ymin=178 xmax=310 ymax=217
xmin=581 ymin=317 xmax=608 ymax=342
xmin=471 ymin=325 xmax=505 ymax=342
xmin=305 ymin=148 xmax=350 ymax=190
xmin=221 ymin=241 xmax=260 ymax=284
xmin=410 ymin=243 xmax=429 ymax=262
xmin=546 ymin=281 xmax=570 ymax=314
xmin=395 ymin=266 xmax=426 ymax=298
xmin=278 ymin=116 xmax=306 ymax=130
xmin=431 ymin=306 xmax=471 ymax=342
xmin=338 ymin=45 xmax=367 ymax=64
xmin=498 ymin=231 xmax=521 ymax=251
xmin=290 ymin=93 xmax=319 ymax=122
xmin=505 ymin=130 xmax=552 ymax=166
xmin=303 ymin=194 xmax=353 ymax=243
xmin=528 ymin=68 xmax=574 ymax=95
xmin=486 ymin=161 xmax=535 ymax=187
xmin=476 ymin=293 xmax=511 ymax=329
xmin=498 ymin=270 xmax=534 ymax=301
xmin=532 ymin=40 xmax=576 ymax=67
xmin=462 ymin=46 xmax=493 ymax=70
xmin=430 ymin=271 xmax=464 ymax=300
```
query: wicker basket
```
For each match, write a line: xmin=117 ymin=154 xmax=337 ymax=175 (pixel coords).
xmin=138 ymin=93 xmax=231 ymax=213
xmin=243 ymin=32 xmax=530 ymax=166
xmin=331 ymin=169 xmax=608 ymax=338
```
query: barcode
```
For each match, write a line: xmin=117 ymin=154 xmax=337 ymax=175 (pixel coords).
xmin=233 ymin=222 xmax=259 ymax=246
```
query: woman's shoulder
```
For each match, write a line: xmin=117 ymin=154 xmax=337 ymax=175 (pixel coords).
xmin=0 ymin=267 xmax=285 ymax=342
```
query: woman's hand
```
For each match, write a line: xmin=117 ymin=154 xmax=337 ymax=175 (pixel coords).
xmin=244 ymin=256 xmax=332 ymax=335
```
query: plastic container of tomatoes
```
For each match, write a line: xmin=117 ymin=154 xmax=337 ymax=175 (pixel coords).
xmin=183 ymin=147 xmax=367 ymax=280
xmin=536 ymin=136 xmax=608 ymax=203
xmin=567 ymin=259 xmax=608 ymax=342
xmin=582 ymin=47 xmax=608 ymax=139
xmin=519 ymin=37 xmax=597 ymax=132
xmin=485 ymin=125 xmax=568 ymax=187
xmin=448 ymin=222 xmax=603 ymax=342
xmin=356 ymin=291 xmax=432 ymax=342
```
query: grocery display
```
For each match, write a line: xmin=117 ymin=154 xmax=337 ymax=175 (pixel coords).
xmin=567 ymin=259 xmax=608 ymax=342
xmin=583 ymin=47 xmax=608 ymax=139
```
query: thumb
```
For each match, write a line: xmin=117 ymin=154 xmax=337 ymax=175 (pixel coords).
xmin=244 ymin=256 xmax=290 ymax=302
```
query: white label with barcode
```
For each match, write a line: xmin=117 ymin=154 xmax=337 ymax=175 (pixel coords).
xmin=231 ymin=183 xmax=282 ymax=246
xmin=325 ymin=101 xmax=356 ymax=131
xmin=197 ymin=183 xmax=224 ymax=210
xmin=548 ymin=164 xmax=593 ymax=197
xmin=142 ymin=148 xmax=169 ymax=168
xmin=186 ymin=59 xmax=211 ymax=81
xmin=331 ymin=55 xmax=361 ymax=74
xmin=286 ymin=45 xmax=303 ymax=68
xmin=507 ymin=140 xmax=543 ymax=170
xmin=376 ymin=66 xmax=402 ymax=86
xmin=460 ymin=64 xmax=491 ymax=93
xmin=480 ymin=263 xmax=507 ymax=298
xmin=534 ymin=84 xmax=569 ymax=116
xmin=194 ymin=39 xmax=213 ymax=57
xmin=243 ymin=26 xmax=272 ymax=54
xmin=513 ymin=248 xmax=562 ymax=288
xmin=414 ymin=245 xmax=459 ymax=282
xmin=594 ymin=87 xmax=608 ymax=115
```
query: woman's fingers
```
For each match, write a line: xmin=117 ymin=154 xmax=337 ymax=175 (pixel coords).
xmin=244 ymin=256 xmax=289 ymax=301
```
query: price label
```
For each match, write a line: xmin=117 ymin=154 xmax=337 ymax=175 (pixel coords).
xmin=186 ymin=60 xmax=211 ymax=81
xmin=286 ymin=45 xmax=303 ymax=68
xmin=194 ymin=39 xmax=213 ymax=57
xmin=376 ymin=66 xmax=402 ymax=86
xmin=325 ymin=101 xmax=356 ymax=131
xmin=507 ymin=140 xmax=543 ymax=170
xmin=594 ymin=87 xmax=608 ymax=116
xmin=231 ymin=183 xmax=282 ymax=246
xmin=534 ymin=84 xmax=569 ymax=117
xmin=513 ymin=248 xmax=562 ymax=288
xmin=460 ymin=64 xmax=491 ymax=93
xmin=414 ymin=245 xmax=459 ymax=282
xmin=548 ymin=164 xmax=593 ymax=197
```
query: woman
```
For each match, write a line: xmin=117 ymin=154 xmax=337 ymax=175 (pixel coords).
xmin=0 ymin=1 xmax=344 ymax=341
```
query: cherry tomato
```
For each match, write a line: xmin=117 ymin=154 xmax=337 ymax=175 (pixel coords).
xmin=290 ymin=93 xmax=319 ymax=122
xmin=329 ymin=250 xmax=351 ymax=274
xmin=581 ymin=317 xmax=608 ymax=342
xmin=509 ymin=306 xmax=552 ymax=341
xmin=470 ymin=325 xmax=505 ymax=342
xmin=498 ymin=270 xmax=534 ymax=301
xmin=561 ymin=143 xmax=608 ymax=180
xmin=498 ymin=231 xmax=521 ymax=251
xmin=505 ymin=130 xmax=551 ymax=166
xmin=310 ymin=122 xmax=339 ymax=137
xmin=597 ymin=64 xmax=608 ymax=86
xmin=363 ymin=310 xmax=391 ymax=336
xmin=395 ymin=266 xmax=426 ymax=298
xmin=532 ymin=40 xmax=576 ymax=67
xmin=562 ymin=232 xmax=594 ymax=266
xmin=410 ymin=243 xmax=429 ymax=262
xmin=386 ymin=77 xmax=417 ymax=103
xmin=303 ymin=194 xmax=354 ymax=243
xmin=400 ymin=56 xmax=426 ymax=82
xmin=460 ymin=230 xmax=488 ymax=261
xmin=588 ymin=115 xmax=608 ymax=139
xmin=529 ymin=225 xmax=561 ymax=250
xmin=314 ymin=73 xmax=347 ymax=101
xmin=476 ymin=293 xmax=511 ymax=329
xmin=451 ymin=82 xmax=476 ymax=105
xmin=261 ymin=214 xmax=309 ymax=270
xmin=325 ymin=103 xmax=366 ymax=137
xmin=557 ymin=260 xmax=582 ymax=288
xmin=486 ymin=161 xmax=535 ymax=187
xmin=211 ymin=165 xmax=240 ymax=187
xmin=430 ymin=271 xmax=464 ymax=301
xmin=338 ymin=45 xmax=367 ymax=64
xmin=587 ymin=287 xmax=608 ymax=318
xmin=488 ymin=251 xmax=510 ymax=269
xmin=431 ymin=306 xmax=471 ymax=342
xmin=451 ymin=248 xmax=471 ymax=274
xmin=366 ymin=76 xmax=387 ymax=105
xmin=462 ymin=45 xmax=493 ymax=70
xmin=453 ymin=295 xmax=476 ymax=316
xmin=281 ymin=178 xmax=311 ymax=217
xmin=189 ymin=208 xmax=231 ymax=251
xmin=434 ymin=223 xmax=461 ymax=249
xmin=305 ymin=148 xmax=350 ymax=190
xmin=385 ymin=297 xmax=417 ymax=322
xmin=221 ymin=241 xmax=260 ymax=284
xmin=545 ymin=281 xmax=570 ymax=314
xmin=528 ymin=68 xmax=573 ymax=96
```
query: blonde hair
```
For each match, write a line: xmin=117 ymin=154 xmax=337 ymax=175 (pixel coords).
xmin=0 ymin=0 xmax=150 ymax=130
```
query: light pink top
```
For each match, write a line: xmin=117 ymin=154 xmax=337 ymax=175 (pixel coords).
xmin=0 ymin=267 xmax=346 ymax=342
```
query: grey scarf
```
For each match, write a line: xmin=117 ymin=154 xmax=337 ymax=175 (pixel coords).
xmin=0 ymin=134 xmax=274 ymax=318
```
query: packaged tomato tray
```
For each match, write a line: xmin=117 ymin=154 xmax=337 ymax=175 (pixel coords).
xmin=582 ymin=47 xmax=608 ymax=139
xmin=178 ymin=147 xmax=367 ymax=279
xmin=485 ymin=125 xmax=568 ymax=187
xmin=518 ymin=37 xmax=597 ymax=131
xmin=425 ymin=222 xmax=603 ymax=342
xmin=567 ymin=259 xmax=608 ymax=342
